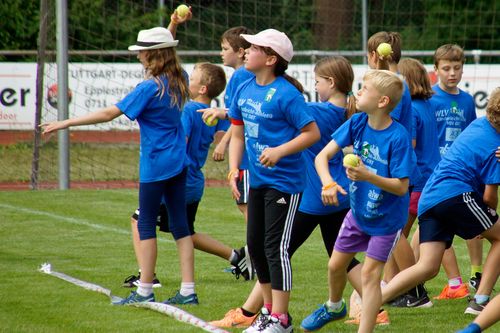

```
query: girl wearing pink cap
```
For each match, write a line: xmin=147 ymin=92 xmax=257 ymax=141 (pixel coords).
xmin=227 ymin=29 xmax=320 ymax=333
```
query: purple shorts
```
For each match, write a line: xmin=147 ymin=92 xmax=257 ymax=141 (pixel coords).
xmin=334 ymin=210 xmax=401 ymax=262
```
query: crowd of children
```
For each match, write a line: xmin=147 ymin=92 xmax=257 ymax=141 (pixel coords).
xmin=40 ymin=6 xmax=499 ymax=333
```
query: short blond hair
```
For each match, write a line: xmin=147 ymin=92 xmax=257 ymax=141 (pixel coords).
xmin=363 ymin=70 xmax=403 ymax=111
xmin=486 ymin=87 xmax=500 ymax=129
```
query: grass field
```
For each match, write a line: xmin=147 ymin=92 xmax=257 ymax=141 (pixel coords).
xmin=0 ymin=187 xmax=498 ymax=333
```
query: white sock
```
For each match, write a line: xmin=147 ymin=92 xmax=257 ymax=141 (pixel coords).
xmin=229 ymin=249 xmax=238 ymax=263
xmin=137 ymin=282 xmax=153 ymax=297
xmin=180 ymin=282 xmax=195 ymax=296
xmin=326 ymin=299 xmax=344 ymax=312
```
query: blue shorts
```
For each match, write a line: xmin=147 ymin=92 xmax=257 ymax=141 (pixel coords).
xmin=418 ymin=191 xmax=498 ymax=248
xmin=132 ymin=201 xmax=199 ymax=235
xmin=137 ymin=169 xmax=190 ymax=241
xmin=334 ymin=210 xmax=401 ymax=262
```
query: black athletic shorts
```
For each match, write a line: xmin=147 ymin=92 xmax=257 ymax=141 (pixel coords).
xmin=419 ymin=191 xmax=498 ymax=248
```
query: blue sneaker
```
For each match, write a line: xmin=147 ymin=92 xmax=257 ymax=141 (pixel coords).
xmin=163 ymin=290 xmax=199 ymax=305
xmin=301 ymin=301 xmax=347 ymax=331
xmin=112 ymin=291 xmax=155 ymax=305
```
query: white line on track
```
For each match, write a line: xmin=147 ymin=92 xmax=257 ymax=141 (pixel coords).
xmin=0 ymin=203 xmax=174 ymax=244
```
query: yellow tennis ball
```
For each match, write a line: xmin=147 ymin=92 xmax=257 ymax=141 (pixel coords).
xmin=176 ymin=4 xmax=189 ymax=18
xmin=204 ymin=116 xmax=218 ymax=127
xmin=343 ymin=154 xmax=359 ymax=167
xmin=376 ymin=42 xmax=392 ymax=57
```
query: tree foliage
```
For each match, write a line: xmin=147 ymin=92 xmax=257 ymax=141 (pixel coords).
xmin=2 ymin=0 xmax=498 ymax=62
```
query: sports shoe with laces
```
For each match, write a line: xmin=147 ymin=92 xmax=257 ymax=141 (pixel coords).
xmin=345 ymin=309 xmax=390 ymax=325
xmin=112 ymin=290 xmax=154 ymax=305
xmin=122 ymin=272 xmax=162 ymax=288
xmin=434 ymin=284 xmax=469 ymax=300
xmin=209 ymin=308 xmax=257 ymax=328
xmin=388 ymin=291 xmax=433 ymax=308
xmin=231 ymin=246 xmax=255 ymax=281
xmin=259 ymin=315 xmax=293 ymax=333
xmin=243 ymin=307 xmax=270 ymax=333
xmin=301 ymin=300 xmax=347 ymax=331
xmin=163 ymin=290 xmax=199 ymax=305
xmin=464 ymin=297 xmax=488 ymax=315
xmin=469 ymin=272 xmax=482 ymax=291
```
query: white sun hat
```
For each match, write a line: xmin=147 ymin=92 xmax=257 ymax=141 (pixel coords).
xmin=128 ymin=27 xmax=178 ymax=51
xmin=240 ymin=29 xmax=294 ymax=62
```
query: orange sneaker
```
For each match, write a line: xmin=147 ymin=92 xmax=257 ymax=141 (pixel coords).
xmin=345 ymin=310 xmax=390 ymax=325
xmin=209 ymin=308 xmax=257 ymax=328
xmin=433 ymin=284 xmax=469 ymax=300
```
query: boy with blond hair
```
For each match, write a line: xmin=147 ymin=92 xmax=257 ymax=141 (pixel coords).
xmin=301 ymin=70 xmax=414 ymax=333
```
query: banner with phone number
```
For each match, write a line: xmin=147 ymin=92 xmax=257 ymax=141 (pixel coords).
xmin=0 ymin=62 xmax=497 ymax=130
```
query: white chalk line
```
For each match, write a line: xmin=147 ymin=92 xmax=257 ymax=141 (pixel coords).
xmin=39 ymin=263 xmax=229 ymax=333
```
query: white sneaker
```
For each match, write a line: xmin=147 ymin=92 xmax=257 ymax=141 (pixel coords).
xmin=243 ymin=307 xmax=270 ymax=333
xmin=259 ymin=316 xmax=293 ymax=333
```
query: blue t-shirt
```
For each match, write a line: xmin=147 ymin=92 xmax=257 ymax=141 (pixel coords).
xmin=225 ymin=67 xmax=254 ymax=170
xmin=411 ymin=98 xmax=441 ymax=192
xmin=390 ymin=81 xmax=413 ymax=135
xmin=299 ymin=102 xmax=350 ymax=215
xmin=332 ymin=113 xmax=414 ymax=236
xmin=431 ymin=85 xmax=476 ymax=156
xmin=182 ymin=101 xmax=230 ymax=203
xmin=229 ymin=76 xmax=315 ymax=194
xmin=418 ymin=117 xmax=500 ymax=216
xmin=116 ymin=77 xmax=187 ymax=183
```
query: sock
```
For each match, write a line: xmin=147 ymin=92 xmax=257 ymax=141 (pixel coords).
xmin=241 ymin=307 xmax=256 ymax=317
xmin=326 ymin=299 xmax=344 ymax=312
xmin=137 ymin=282 xmax=153 ymax=297
xmin=471 ymin=265 xmax=482 ymax=278
xmin=229 ymin=249 xmax=238 ymax=263
xmin=271 ymin=312 xmax=289 ymax=326
xmin=264 ymin=303 xmax=272 ymax=312
xmin=449 ymin=276 xmax=463 ymax=289
xmin=180 ymin=282 xmax=195 ymax=296
xmin=474 ymin=294 xmax=489 ymax=305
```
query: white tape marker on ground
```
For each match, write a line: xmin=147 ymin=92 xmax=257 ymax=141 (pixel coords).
xmin=0 ymin=203 xmax=174 ymax=243
xmin=39 ymin=263 xmax=229 ymax=333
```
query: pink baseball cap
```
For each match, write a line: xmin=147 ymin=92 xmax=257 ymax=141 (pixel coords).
xmin=240 ymin=29 xmax=294 ymax=62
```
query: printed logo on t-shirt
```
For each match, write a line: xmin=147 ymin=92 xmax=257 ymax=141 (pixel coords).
xmin=246 ymin=121 xmax=259 ymax=138
xmin=265 ymin=88 xmax=277 ymax=102
xmin=360 ymin=141 xmax=388 ymax=165
xmin=445 ymin=127 xmax=462 ymax=142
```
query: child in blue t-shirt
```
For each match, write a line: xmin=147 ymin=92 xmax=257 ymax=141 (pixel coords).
xmin=301 ymin=70 xmax=412 ymax=333
xmin=380 ymin=88 xmax=500 ymax=319
xmin=41 ymin=27 xmax=193 ymax=305
xmin=123 ymin=63 xmax=253 ymax=302
xmin=431 ymin=43 xmax=483 ymax=296
xmin=198 ymin=27 xmax=255 ymax=228
xmin=228 ymin=29 xmax=320 ymax=333
xmin=210 ymin=56 xmax=365 ymax=329
xmin=398 ymin=58 xmax=441 ymax=234
xmin=365 ymin=33 xmax=431 ymax=308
